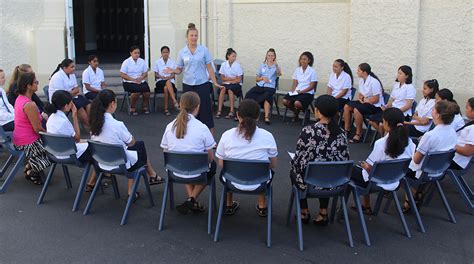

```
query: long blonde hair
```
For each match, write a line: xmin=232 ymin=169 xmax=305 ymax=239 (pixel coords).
xmin=8 ymin=64 xmax=32 ymax=94
xmin=173 ymin=91 xmax=200 ymax=139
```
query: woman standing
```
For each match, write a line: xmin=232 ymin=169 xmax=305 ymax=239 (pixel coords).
xmin=165 ymin=23 xmax=224 ymax=134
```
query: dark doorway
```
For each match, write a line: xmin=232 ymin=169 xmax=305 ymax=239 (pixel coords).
xmin=73 ymin=0 xmax=145 ymax=64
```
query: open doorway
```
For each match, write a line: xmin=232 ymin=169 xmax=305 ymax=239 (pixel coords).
xmin=72 ymin=0 xmax=146 ymax=64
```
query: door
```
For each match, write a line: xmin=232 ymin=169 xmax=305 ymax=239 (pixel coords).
xmin=65 ymin=0 xmax=75 ymax=60
xmin=144 ymin=0 xmax=149 ymax=67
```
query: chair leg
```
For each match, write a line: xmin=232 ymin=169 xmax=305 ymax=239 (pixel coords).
xmin=72 ymin=164 xmax=91 ymax=212
xmin=294 ymin=187 xmax=303 ymax=251
xmin=121 ymin=175 xmax=140 ymax=225
xmin=158 ymin=178 xmax=170 ymax=231
xmin=111 ymin=174 xmax=120 ymax=199
xmin=435 ymin=180 xmax=456 ymax=223
xmin=267 ymin=185 xmax=272 ymax=248
xmin=352 ymin=189 xmax=371 ymax=246
xmin=341 ymin=196 xmax=354 ymax=247
xmin=142 ymin=172 xmax=154 ymax=207
xmin=286 ymin=187 xmax=295 ymax=226
xmin=0 ymin=153 xmax=25 ymax=194
xmin=383 ymin=195 xmax=393 ymax=214
xmin=207 ymin=179 xmax=215 ymax=235
xmin=83 ymin=172 xmax=103 ymax=215
xmin=274 ymin=97 xmax=280 ymax=117
xmin=373 ymin=191 xmax=384 ymax=216
xmin=213 ymin=188 xmax=227 ymax=242
xmin=329 ymin=196 xmax=338 ymax=224
xmin=459 ymin=175 xmax=474 ymax=200
xmin=62 ymin=165 xmax=72 ymax=189
xmin=391 ymin=191 xmax=411 ymax=238
xmin=402 ymin=178 xmax=425 ymax=233
xmin=0 ymin=154 xmax=15 ymax=178
xmin=448 ymin=171 xmax=474 ymax=214
xmin=212 ymin=179 xmax=217 ymax=212
xmin=37 ymin=163 xmax=57 ymax=205
xmin=120 ymin=94 xmax=126 ymax=112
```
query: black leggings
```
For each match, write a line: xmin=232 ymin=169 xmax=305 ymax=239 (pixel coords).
xmin=290 ymin=171 xmax=329 ymax=210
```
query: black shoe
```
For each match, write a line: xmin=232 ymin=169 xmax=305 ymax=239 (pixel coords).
xmin=191 ymin=200 xmax=206 ymax=213
xmin=177 ymin=197 xmax=194 ymax=215
xmin=224 ymin=201 xmax=240 ymax=216
xmin=255 ymin=204 xmax=268 ymax=217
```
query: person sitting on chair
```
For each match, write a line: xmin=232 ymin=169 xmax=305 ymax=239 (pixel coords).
xmin=215 ymin=48 xmax=243 ymax=121
xmin=153 ymin=45 xmax=179 ymax=116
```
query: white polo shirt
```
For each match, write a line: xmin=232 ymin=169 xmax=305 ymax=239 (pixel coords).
xmin=328 ymin=71 xmax=352 ymax=99
xmin=219 ymin=61 xmax=243 ymax=85
xmin=152 ymin=57 xmax=176 ymax=84
xmin=161 ymin=114 xmax=216 ymax=178
xmin=390 ymin=82 xmax=416 ymax=116
xmin=48 ymin=69 xmax=78 ymax=102
xmin=452 ymin=114 xmax=465 ymax=131
xmin=358 ymin=75 xmax=384 ymax=107
xmin=216 ymin=127 xmax=278 ymax=191
xmin=120 ymin=57 xmax=147 ymax=83
xmin=46 ymin=110 xmax=88 ymax=159
xmin=82 ymin=66 xmax=105 ymax=94
xmin=292 ymin=66 xmax=318 ymax=94
xmin=453 ymin=124 xmax=474 ymax=169
xmin=0 ymin=87 xmax=14 ymax=125
xmin=91 ymin=113 xmax=138 ymax=170
xmin=409 ymin=124 xmax=457 ymax=178
xmin=414 ymin=98 xmax=435 ymax=133
xmin=363 ymin=135 xmax=416 ymax=190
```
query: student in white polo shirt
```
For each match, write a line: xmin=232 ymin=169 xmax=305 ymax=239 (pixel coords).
xmin=404 ymin=101 xmax=458 ymax=212
xmin=405 ymin=79 xmax=439 ymax=137
xmin=216 ymin=48 xmax=243 ymax=120
xmin=0 ymin=69 xmax=15 ymax=131
xmin=120 ymin=45 xmax=151 ymax=116
xmin=450 ymin=98 xmax=474 ymax=170
xmin=327 ymin=59 xmax=353 ymax=110
xmin=153 ymin=46 xmax=179 ymax=116
xmin=49 ymin=59 xmax=90 ymax=130
xmin=435 ymin=88 xmax=465 ymax=131
xmin=369 ymin=65 xmax=416 ymax=135
xmin=82 ymin=55 xmax=106 ymax=100
xmin=89 ymin=90 xmax=163 ymax=202
xmin=216 ymin=99 xmax=278 ymax=217
xmin=343 ymin=63 xmax=384 ymax=143
xmin=161 ymin=91 xmax=217 ymax=214
xmin=352 ymin=108 xmax=416 ymax=215
xmin=283 ymin=51 xmax=318 ymax=122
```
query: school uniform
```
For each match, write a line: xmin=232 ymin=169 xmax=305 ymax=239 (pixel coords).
xmin=219 ymin=60 xmax=243 ymax=97
xmin=82 ymin=65 xmax=105 ymax=100
xmin=91 ymin=113 xmax=148 ymax=171
xmin=370 ymin=82 xmax=416 ymax=123
xmin=120 ymin=56 xmax=150 ymax=93
xmin=176 ymin=44 xmax=214 ymax=129
xmin=160 ymin=114 xmax=216 ymax=178
xmin=451 ymin=123 xmax=474 ymax=169
xmin=46 ymin=110 xmax=89 ymax=161
xmin=347 ymin=75 xmax=383 ymax=116
xmin=408 ymin=124 xmax=457 ymax=178
xmin=216 ymin=127 xmax=278 ymax=191
xmin=0 ymin=87 xmax=14 ymax=131
xmin=245 ymin=63 xmax=278 ymax=107
xmin=451 ymin=114 xmax=465 ymax=131
xmin=283 ymin=66 xmax=318 ymax=109
xmin=49 ymin=69 xmax=90 ymax=109
xmin=152 ymin=57 xmax=177 ymax=93
xmin=407 ymin=97 xmax=435 ymax=138
xmin=352 ymin=135 xmax=416 ymax=191
xmin=328 ymin=71 xmax=352 ymax=109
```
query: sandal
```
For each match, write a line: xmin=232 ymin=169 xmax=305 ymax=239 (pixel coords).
xmin=130 ymin=109 xmax=138 ymax=116
xmin=191 ymin=201 xmax=206 ymax=213
xmin=349 ymin=134 xmax=362 ymax=143
xmin=215 ymin=111 xmax=222 ymax=119
xmin=129 ymin=192 xmax=140 ymax=203
xmin=25 ymin=171 xmax=43 ymax=185
xmin=85 ymin=182 xmax=109 ymax=192
xmin=264 ymin=116 xmax=271 ymax=125
xmin=225 ymin=112 xmax=235 ymax=119
xmin=255 ymin=204 xmax=268 ymax=217
xmin=143 ymin=108 xmax=150 ymax=115
xmin=300 ymin=212 xmax=311 ymax=224
xmin=224 ymin=201 xmax=240 ymax=216
xmin=313 ymin=213 xmax=329 ymax=226
xmin=164 ymin=110 xmax=171 ymax=116
xmin=149 ymin=174 xmax=165 ymax=185
xmin=174 ymin=102 xmax=180 ymax=110
xmin=177 ymin=197 xmax=195 ymax=215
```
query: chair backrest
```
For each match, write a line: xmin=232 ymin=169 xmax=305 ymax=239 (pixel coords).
xmin=43 ymin=85 xmax=49 ymax=101
xmin=39 ymin=132 xmax=78 ymax=162
xmin=421 ymin=149 xmax=456 ymax=178
xmin=304 ymin=160 xmax=354 ymax=189
xmin=369 ymin=158 xmax=411 ymax=185
xmin=164 ymin=151 xmax=209 ymax=176
xmin=87 ymin=140 xmax=127 ymax=170
xmin=350 ymin=87 xmax=356 ymax=100
xmin=411 ymin=100 xmax=417 ymax=115
xmin=275 ymin=77 xmax=280 ymax=90
xmin=221 ymin=158 xmax=270 ymax=186
xmin=213 ymin=59 xmax=225 ymax=72
xmin=0 ymin=125 xmax=14 ymax=151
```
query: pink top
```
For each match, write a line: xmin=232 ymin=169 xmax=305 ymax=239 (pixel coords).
xmin=13 ymin=95 xmax=41 ymax=146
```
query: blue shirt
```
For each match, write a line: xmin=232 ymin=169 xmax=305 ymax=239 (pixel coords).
xmin=256 ymin=63 xmax=278 ymax=88
xmin=176 ymin=45 xmax=213 ymax=86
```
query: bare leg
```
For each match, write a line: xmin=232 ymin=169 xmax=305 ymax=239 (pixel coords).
xmin=77 ymin=107 xmax=90 ymax=130
xmin=264 ymin=101 xmax=271 ymax=119
xmin=165 ymin=81 xmax=177 ymax=107
xmin=226 ymin=192 xmax=233 ymax=207
xmin=294 ymin=101 xmax=303 ymax=111
xmin=143 ymin=92 xmax=151 ymax=110
xmin=228 ymin=90 xmax=235 ymax=113
xmin=343 ymin=105 xmax=354 ymax=132
xmin=163 ymin=86 xmax=169 ymax=112
xmin=145 ymin=159 xmax=157 ymax=177
xmin=354 ymin=108 xmax=364 ymax=137
xmin=257 ymin=195 xmax=267 ymax=208
xmin=130 ymin=93 xmax=139 ymax=110
xmin=218 ymin=88 xmax=226 ymax=113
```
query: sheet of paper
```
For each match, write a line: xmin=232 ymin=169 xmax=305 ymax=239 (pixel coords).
xmin=287 ymin=151 xmax=295 ymax=159
xmin=288 ymin=91 xmax=298 ymax=96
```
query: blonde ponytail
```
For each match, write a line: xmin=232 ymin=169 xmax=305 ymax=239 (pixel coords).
xmin=172 ymin=91 xmax=200 ymax=139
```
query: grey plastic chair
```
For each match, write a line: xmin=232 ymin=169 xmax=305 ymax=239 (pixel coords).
xmin=83 ymin=140 xmax=154 ymax=225
xmin=159 ymin=151 xmax=216 ymax=234
xmin=43 ymin=85 xmax=49 ymax=102
xmin=120 ymin=90 xmax=153 ymax=115
xmin=0 ymin=126 xmax=26 ymax=194
xmin=443 ymin=158 xmax=474 ymax=214
xmin=350 ymin=158 xmax=421 ymax=247
xmin=213 ymin=159 xmax=273 ymax=247
xmin=286 ymin=160 xmax=354 ymax=250
xmin=37 ymin=132 xmax=93 ymax=212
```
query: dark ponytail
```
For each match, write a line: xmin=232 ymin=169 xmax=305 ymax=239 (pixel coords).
xmin=314 ymin=95 xmax=340 ymax=139
xmin=226 ymin=48 xmax=236 ymax=60
xmin=237 ymin=100 xmax=260 ymax=142
xmin=51 ymin=59 xmax=74 ymax=77
xmin=335 ymin=59 xmax=353 ymax=85
xmin=44 ymin=90 xmax=73 ymax=115
xmin=437 ymin=88 xmax=460 ymax=114
xmin=359 ymin=63 xmax=383 ymax=91
xmin=424 ymin=79 xmax=439 ymax=99
xmin=383 ymin=108 xmax=409 ymax=158
xmin=89 ymin=89 xmax=116 ymax=136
